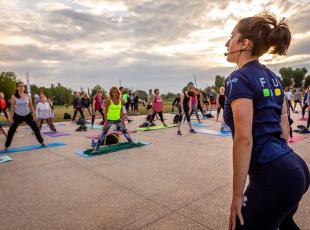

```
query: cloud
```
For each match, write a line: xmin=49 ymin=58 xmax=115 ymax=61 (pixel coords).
xmin=0 ymin=0 xmax=309 ymax=93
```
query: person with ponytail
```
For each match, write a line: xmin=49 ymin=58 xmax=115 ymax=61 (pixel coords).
xmin=223 ymin=13 xmax=309 ymax=230
xmin=4 ymin=82 xmax=45 ymax=151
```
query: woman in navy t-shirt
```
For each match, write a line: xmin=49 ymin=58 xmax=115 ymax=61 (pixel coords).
xmin=224 ymin=13 xmax=309 ymax=230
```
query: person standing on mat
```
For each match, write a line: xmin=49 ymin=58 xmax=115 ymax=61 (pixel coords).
xmin=301 ymin=86 xmax=309 ymax=120
xmin=0 ymin=92 xmax=9 ymax=121
xmin=148 ymin=89 xmax=168 ymax=128
xmin=72 ymin=92 xmax=84 ymax=121
xmin=293 ymin=88 xmax=302 ymax=112
xmin=189 ymin=86 xmax=201 ymax=123
xmin=36 ymin=95 xmax=57 ymax=132
xmin=82 ymin=93 xmax=92 ymax=117
xmin=92 ymin=89 xmax=105 ymax=127
xmin=4 ymin=82 xmax=45 ymax=151
xmin=224 ymin=13 xmax=309 ymax=230
xmin=216 ymin=87 xmax=225 ymax=121
xmin=94 ymin=87 xmax=133 ymax=151
xmin=178 ymin=88 xmax=195 ymax=135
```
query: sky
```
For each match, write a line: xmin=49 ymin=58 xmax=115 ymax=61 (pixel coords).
xmin=0 ymin=0 xmax=310 ymax=93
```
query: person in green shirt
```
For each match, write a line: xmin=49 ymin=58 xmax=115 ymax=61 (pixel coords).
xmin=94 ymin=87 xmax=133 ymax=151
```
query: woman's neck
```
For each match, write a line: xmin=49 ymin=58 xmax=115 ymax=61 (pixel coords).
xmin=237 ymin=55 xmax=258 ymax=69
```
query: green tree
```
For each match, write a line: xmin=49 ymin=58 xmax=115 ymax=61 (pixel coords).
xmin=293 ymin=67 xmax=307 ymax=88
xmin=136 ymin=90 xmax=147 ymax=100
xmin=214 ymin=75 xmax=225 ymax=90
xmin=279 ymin=67 xmax=293 ymax=87
xmin=0 ymin=72 xmax=18 ymax=99
xmin=304 ymin=75 xmax=310 ymax=89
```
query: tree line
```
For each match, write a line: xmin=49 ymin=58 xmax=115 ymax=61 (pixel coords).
xmin=1 ymin=67 xmax=309 ymax=105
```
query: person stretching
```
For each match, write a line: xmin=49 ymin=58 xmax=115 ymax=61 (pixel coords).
xmin=4 ymin=82 xmax=45 ymax=151
xmin=148 ymin=89 xmax=167 ymax=128
xmin=92 ymin=89 xmax=105 ymax=127
xmin=94 ymin=87 xmax=133 ymax=151
xmin=36 ymin=95 xmax=57 ymax=132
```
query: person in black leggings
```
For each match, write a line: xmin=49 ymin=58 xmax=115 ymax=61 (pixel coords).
xmin=216 ymin=87 xmax=225 ymax=121
xmin=4 ymin=82 xmax=45 ymax=151
xmin=177 ymin=88 xmax=196 ymax=135
xmin=72 ymin=92 xmax=84 ymax=121
xmin=223 ymin=13 xmax=309 ymax=230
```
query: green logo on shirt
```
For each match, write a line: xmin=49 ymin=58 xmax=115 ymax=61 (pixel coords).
xmin=263 ymin=88 xmax=270 ymax=97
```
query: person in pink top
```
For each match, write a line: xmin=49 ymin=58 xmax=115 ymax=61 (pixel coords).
xmin=91 ymin=89 xmax=105 ymax=127
xmin=148 ymin=89 xmax=167 ymax=127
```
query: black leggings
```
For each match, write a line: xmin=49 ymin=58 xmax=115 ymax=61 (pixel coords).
xmin=217 ymin=104 xmax=224 ymax=114
xmin=92 ymin=108 xmax=104 ymax=126
xmin=72 ymin=107 xmax=84 ymax=121
xmin=149 ymin=111 xmax=164 ymax=122
xmin=236 ymin=152 xmax=309 ymax=230
xmin=301 ymin=104 xmax=307 ymax=117
xmin=5 ymin=113 xmax=44 ymax=148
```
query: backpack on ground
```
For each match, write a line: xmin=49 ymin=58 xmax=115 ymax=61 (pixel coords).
xmin=63 ymin=113 xmax=71 ymax=120
xmin=99 ymin=133 xmax=119 ymax=145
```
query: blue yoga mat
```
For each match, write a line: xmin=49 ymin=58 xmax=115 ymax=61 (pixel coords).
xmin=75 ymin=141 xmax=152 ymax=158
xmin=0 ymin=142 xmax=66 ymax=154
xmin=196 ymin=129 xmax=231 ymax=137
xmin=0 ymin=156 xmax=13 ymax=163
xmin=192 ymin=123 xmax=210 ymax=127
xmin=86 ymin=124 xmax=103 ymax=129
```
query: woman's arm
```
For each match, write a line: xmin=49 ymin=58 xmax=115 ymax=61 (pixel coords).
xmin=280 ymin=100 xmax=289 ymax=141
xmin=104 ymin=98 xmax=110 ymax=123
xmin=180 ymin=95 xmax=184 ymax=113
xmin=216 ymin=94 xmax=220 ymax=107
xmin=229 ymin=98 xmax=253 ymax=229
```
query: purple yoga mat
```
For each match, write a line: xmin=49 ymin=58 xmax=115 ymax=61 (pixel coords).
xmin=42 ymin=131 xmax=70 ymax=137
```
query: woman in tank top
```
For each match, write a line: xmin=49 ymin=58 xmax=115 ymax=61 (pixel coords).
xmin=148 ymin=89 xmax=167 ymax=128
xmin=94 ymin=87 xmax=133 ymax=151
xmin=91 ymin=89 xmax=105 ymax=127
xmin=216 ymin=87 xmax=225 ymax=121
xmin=4 ymin=82 xmax=45 ymax=151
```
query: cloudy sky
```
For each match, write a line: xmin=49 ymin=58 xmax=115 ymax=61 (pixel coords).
xmin=0 ymin=0 xmax=309 ymax=93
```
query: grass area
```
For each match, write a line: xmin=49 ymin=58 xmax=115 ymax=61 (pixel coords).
xmin=0 ymin=101 xmax=174 ymax=123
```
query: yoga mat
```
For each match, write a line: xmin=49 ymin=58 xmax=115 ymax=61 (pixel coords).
xmin=42 ymin=131 xmax=70 ymax=137
xmin=196 ymin=128 xmax=231 ymax=137
xmin=0 ymin=142 xmax=66 ymax=154
xmin=0 ymin=156 xmax=13 ymax=163
xmin=135 ymin=124 xmax=177 ymax=132
xmin=298 ymin=117 xmax=308 ymax=121
xmin=75 ymin=141 xmax=152 ymax=158
xmin=289 ymin=135 xmax=309 ymax=143
xmin=0 ymin=121 xmax=9 ymax=126
xmin=86 ymin=124 xmax=103 ymax=129
xmin=85 ymin=130 xmax=136 ymax=139
xmin=192 ymin=123 xmax=210 ymax=127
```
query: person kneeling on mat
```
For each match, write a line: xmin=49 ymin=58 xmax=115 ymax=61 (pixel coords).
xmin=93 ymin=87 xmax=133 ymax=152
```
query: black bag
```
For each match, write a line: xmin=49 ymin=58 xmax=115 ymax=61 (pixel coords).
xmin=76 ymin=117 xmax=86 ymax=125
xmin=99 ymin=133 xmax=119 ymax=145
xmin=63 ymin=113 xmax=71 ymax=119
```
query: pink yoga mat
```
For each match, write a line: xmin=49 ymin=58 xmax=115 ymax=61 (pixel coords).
xmin=298 ymin=117 xmax=308 ymax=121
xmin=288 ymin=135 xmax=309 ymax=143
xmin=85 ymin=130 xmax=136 ymax=139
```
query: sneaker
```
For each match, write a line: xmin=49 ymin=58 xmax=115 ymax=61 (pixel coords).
xmin=177 ymin=131 xmax=182 ymax=136
xmin=190 ymin=129 xmax=196 ymax=133
xmin=41 ymin=143 xmax=47 ymax=148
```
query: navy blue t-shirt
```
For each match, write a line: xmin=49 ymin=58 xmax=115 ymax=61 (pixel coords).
xmin=224 ymin=60 xmax=292 ymax=164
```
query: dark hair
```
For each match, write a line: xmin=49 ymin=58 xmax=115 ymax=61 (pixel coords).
xmin=154 ymin=89 xmax=159 ymax=94
xmin=237 ymin=12 xmax=291 ymax=56
xmin=15 ymin=81 xmax=25 ymax=99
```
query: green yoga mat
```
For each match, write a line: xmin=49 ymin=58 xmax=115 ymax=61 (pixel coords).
xmin=76 ymin=141 xmax=151 ymax=158
xmin=135 ymin=124 xmax=176 ymax=131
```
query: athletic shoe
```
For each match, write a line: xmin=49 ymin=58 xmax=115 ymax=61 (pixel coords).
xmin=177 ymin=131 xmax=182 ymax=136
xmin=41 ymin=143 xmax=47 ymax=147
xmin=190 ymin=129 xmax=196 ymax=133
xmin=91 ymin=139 xmax=96 ymax=148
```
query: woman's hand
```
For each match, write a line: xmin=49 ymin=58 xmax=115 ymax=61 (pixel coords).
xmin=228 ymin=195 xmax=244 ymax=230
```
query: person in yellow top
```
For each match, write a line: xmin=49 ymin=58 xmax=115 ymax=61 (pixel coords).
xmin=94 ymin=87 xmax=133 ymax=151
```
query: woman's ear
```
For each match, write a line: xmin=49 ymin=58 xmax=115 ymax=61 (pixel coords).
xmin=242 ymin=38 xmax=253 ymax=50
